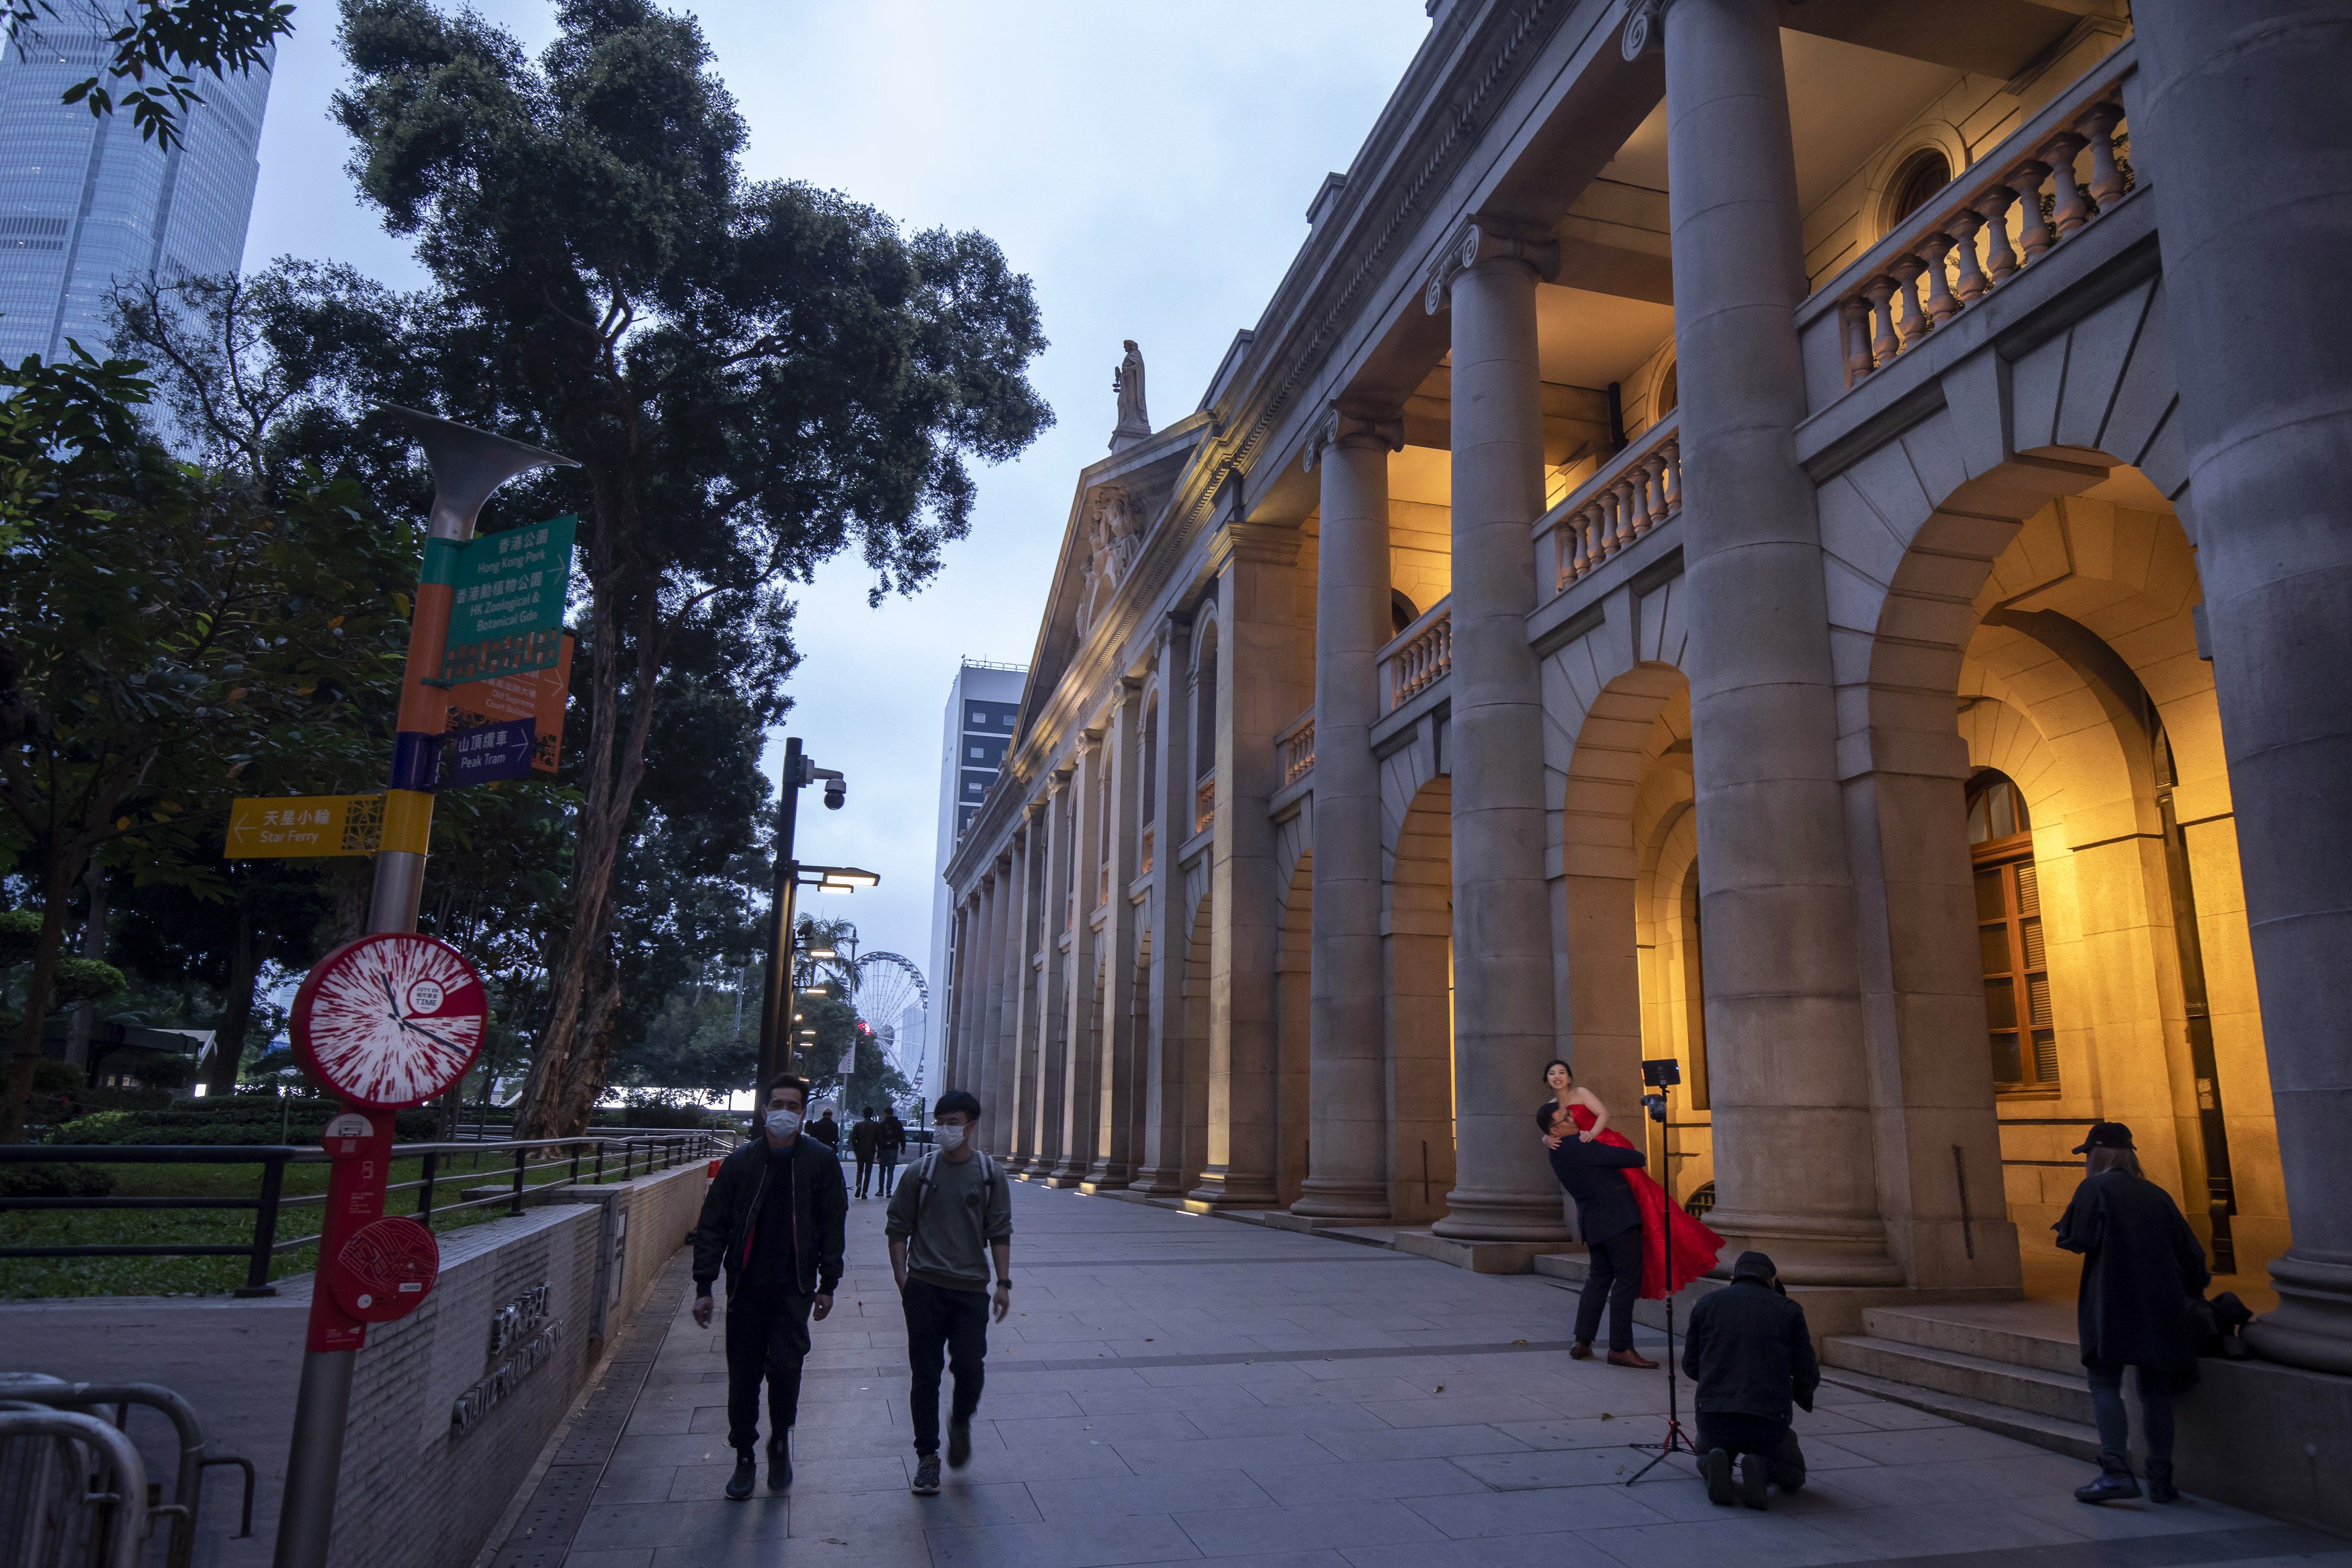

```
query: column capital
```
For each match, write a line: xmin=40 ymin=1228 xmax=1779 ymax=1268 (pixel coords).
xmin=1424 ymin=216 xmax=1560 ymax=315
xmin=1304 ymin=403 xmax=1404 ymax=473
xmin=1621 ymin=0 xmax=1676 ymax=61
xmin=1211 ymin=519 xmax=1304 ymax=571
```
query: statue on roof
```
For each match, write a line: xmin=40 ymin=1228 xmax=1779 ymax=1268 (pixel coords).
xmin=1111 ymin=340 xmax=1150 ymax=451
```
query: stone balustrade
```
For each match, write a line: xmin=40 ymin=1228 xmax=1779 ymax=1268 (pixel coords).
xmin=1828 ymin=51 xmax=2134 ymax=391
xmin=1194 ymin=776 xmax=1215 ymax=835
xmin=1540 ymin=410 xmax=1682 ymax=594
xmin=1277 ymin=709 xmax=1316 ymax=785
xmin=1380 ymin=598 xmax=1452 ymax=713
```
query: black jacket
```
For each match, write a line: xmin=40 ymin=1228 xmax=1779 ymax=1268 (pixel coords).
xmin=848 ymin=1118 xmax=880 ymax=1157
xmin=877 ymin=1119 xmax=906 ymax=1155
xmin=1542 ymin=1125 xmax=1649 ymax=1245
xmin=808 ymin=1116 xmax=841 ymax=1149
xmin=2054 ymin=1169 xmax=2209 ymax=1375
xmin=692 ymin=1135 xmax=847 ymax=1298
xmin=1682 ymin=1259 xmax=1820 ymax=1420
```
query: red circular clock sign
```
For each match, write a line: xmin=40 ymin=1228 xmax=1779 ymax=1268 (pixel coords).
xmin=293 ymin=934 xmax=487 ymax=1107
xmin=329 ymin=1216 xmax=441 ymax=1322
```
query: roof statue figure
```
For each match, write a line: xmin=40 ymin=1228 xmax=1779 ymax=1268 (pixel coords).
xmin=1111 ymin=340 xmax=1151 ymax=450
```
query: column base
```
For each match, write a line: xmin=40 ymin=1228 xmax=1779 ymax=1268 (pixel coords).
xmin=1188 ymin=1167 xmax=1279 ymax=1208
xmin=1040 ymin=1158 xmax=1090 ymax=1188
xmin=1395 ymin=1231 xmax=1573 ymax=1274
xmin=1079 ymin=1161 xmax=1131 ymax=1194
xmin=1123 ymin=1167 xmax=1190 ymax=1198
xmin=1702 ymin=1205 xmax=1906 ymax=1287
xmin=2244 ymin=1251 xmax=2352 ymax=1376
xmin=1290 ymin=1177 xmax=1391 ymax=1221
xmin=1429 ymin=1184 xmax=1572 ymax=1242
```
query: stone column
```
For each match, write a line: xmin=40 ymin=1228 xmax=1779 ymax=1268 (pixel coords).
xmin=1132 ymin=615 xmax=1195 ymax=1195
xmin=1005 ymin=811 xmax=1043 ymax=1168
xmin=972 ymin=863 xmax=1007 ymax=1156
xmin=2137 ymin=0 xmax=2352 ymax=1373
xmin=995 ymin=827 xmax=1031 ymax=1161
xmin=1091 ymin=683 xmax=1145 ymax=1187
xmin=1425 ymin=219 xmax=1572 ymax=1241
xmin=943 ymin=900 xmax=970 ymax=1094
xmin=1033 ymin=770 xmax=1074 ymax=1175
xmin=1051 ymin=731 xmax=1108 ymax=1183
xmin=1192 ymin=526 xmax=1301 ymax=1208
xmin=1295 ymin=407 xmax=1403 ymax=1218
xmin=1658 ymin=0 xmax=1895 ymax=1282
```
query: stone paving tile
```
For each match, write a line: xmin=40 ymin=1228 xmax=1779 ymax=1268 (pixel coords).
xmin=526 ymin=1179 xmax=2318 ymax=1568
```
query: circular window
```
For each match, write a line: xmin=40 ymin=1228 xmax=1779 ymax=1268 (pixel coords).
xmin=1888 ymin=150 xmax=1953 ymax=226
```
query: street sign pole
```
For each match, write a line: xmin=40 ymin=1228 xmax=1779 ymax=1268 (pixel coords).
xmin=273 ymin=409 xmax=573 ymax=1568
xmin=755 ymin=737 xmax=806 ymax=1090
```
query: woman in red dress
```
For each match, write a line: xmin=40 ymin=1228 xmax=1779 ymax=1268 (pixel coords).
xmin=1539 ymin=1059 xmax=1723 ymax=1298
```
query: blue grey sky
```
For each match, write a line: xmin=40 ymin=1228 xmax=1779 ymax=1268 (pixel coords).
xmin=243 ymin=1 xmax=1432 ymax=994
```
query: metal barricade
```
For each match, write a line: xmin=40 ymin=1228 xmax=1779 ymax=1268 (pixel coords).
xmin=0 ymin=1407 xmax=148 ymax=1568
xmin=0 ymin=1374 xmax=253 ymax=1568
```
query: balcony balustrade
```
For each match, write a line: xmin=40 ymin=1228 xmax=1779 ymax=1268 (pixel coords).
xmin=1277 ymin=709 xmax=1316 ymax=786
xmin=1826 ymin=48 xmax=2136 ymax=392
xmin=1194 ymin=776 xmax=1216 ymax=835
xmin=1380 ymin=599 xmax=1452 ymax=714
xmin=1139 ymin=823 xmax=1154 ymax=875
xmin=1541 ymin=410 xmax=1682 ymax=594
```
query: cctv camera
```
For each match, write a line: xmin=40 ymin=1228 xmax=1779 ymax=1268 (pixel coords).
xmin=823 ymin=780 xmax=846 ymax=810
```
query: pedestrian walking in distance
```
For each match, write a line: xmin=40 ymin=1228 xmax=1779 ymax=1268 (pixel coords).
xmin=850 ymin=1106 xmax=881 ymax=1199
xmin=691 ymin=1074 xmax=847 ymax=1500
xmin=2057 ymin=1121 xmax=2209 ymax=1505
xmin=809 ymin=1105 xmax=841 ymax=1153
xmin=1682 ymin=1251 xmax=1818 ymax=1510
xmin=886 ymin=1090 xmax=1012 ymax=1497
xmin=877 ymin=1108 xmax=906 ymax=1194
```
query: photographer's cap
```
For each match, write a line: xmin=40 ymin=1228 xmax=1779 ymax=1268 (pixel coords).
xmin=2072 ymin=1121 xmax=2136 ymax=1154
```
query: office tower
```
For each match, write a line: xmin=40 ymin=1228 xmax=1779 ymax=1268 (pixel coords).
xmin=923 ymin=658 xmax=1025 ymax=1100
xmin=0 ymin=11 xmax=273 ymax=366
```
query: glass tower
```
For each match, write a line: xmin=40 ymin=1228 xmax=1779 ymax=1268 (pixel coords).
xmin=0 ymin=11 xmax=272 ymax=366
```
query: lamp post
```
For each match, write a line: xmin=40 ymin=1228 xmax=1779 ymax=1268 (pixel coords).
xmin=751 ymin=734 xmax=869 ymax=1090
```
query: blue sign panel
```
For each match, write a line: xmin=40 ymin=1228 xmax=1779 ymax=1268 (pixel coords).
xmin=437 ymin=717 xmax=538 ymax=788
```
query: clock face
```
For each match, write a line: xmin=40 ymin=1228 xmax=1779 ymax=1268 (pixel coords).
xmin=293 ymin=934 xmax=487 ymax=1107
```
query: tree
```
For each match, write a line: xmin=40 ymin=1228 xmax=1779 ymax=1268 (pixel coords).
xmin=0 ymin=350 xmax=407 ymax=1139
xmin=329 ymin=0 xmax=1053 ymax=1135
xmin=5 ymin=0 xmax=295 ymax=150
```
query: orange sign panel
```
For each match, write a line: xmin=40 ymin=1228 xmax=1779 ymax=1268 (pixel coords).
xmin=444 ymin=634 xmax=573 ymax=775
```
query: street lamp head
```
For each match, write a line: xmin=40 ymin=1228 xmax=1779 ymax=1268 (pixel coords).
xmin=369 ymin=404 xmax=578 ymax=540
xmin=806 ymin=948 xmax=837 ymax=960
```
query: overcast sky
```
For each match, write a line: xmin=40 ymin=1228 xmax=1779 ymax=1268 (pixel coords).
xmin=243 ymin=1 xmax=1432 ymax=1069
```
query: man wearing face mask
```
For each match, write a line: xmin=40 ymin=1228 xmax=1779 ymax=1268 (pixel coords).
xmin=884 ymin=1090 xmax=1011 ymax=1497
xmin=691 ymin=1074 xmax=847 ymax=1500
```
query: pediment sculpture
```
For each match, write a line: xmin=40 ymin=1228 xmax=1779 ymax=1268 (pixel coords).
xmin=1073 ymin=484 xmax=1143 ymax=645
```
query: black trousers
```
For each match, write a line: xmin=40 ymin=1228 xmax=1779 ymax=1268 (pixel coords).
xmin=1697 ymin=1412 xmax=1806 ymax=1490
xmin=854 ymin=1154 xmax=876 ymax=1197
xmin=1575 ymin=1226 xmax=1643 ymax=1352
xmin=878 ymin=1154 xmax=899 ymax=1194
xmin=903 ymin=1278 xmax=989 ymax=1456
xmin=724 ymin=1289 xmax=813 ymax=1453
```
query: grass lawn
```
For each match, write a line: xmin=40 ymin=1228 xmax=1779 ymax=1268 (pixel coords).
xmin=1 ymin=1145 xmax=694 ymax=1299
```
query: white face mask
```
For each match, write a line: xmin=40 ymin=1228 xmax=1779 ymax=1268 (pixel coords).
xmin=766 ymin=1108 xmax=803 ymax=1139
xmin=936 ymin=1124 xmax=967 ymax=1151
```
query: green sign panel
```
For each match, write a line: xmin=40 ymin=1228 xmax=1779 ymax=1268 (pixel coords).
xmin=439 ymin=515 xmax=576 ymax=684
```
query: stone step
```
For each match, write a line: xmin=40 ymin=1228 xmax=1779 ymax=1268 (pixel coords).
xmin=1860 ymin=1305 xmax=2081 ymax=1375
xmin=1824 ymin=1334 xmax=2094 ymax=1425
xmin=1815 ymin=1361 xmax=2100 ymax=1464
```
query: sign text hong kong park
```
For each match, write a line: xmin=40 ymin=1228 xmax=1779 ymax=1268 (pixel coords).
xmin=440 ymin=514 xmax=576 ymax=684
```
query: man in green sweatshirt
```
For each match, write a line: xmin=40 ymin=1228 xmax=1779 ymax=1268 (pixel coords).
xmin=884 ymin=1089 xmax=1012 ymax=1497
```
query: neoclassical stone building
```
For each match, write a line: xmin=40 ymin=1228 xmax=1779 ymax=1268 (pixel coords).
xmin=938 ymin=0 xmax=2351 ymax=1421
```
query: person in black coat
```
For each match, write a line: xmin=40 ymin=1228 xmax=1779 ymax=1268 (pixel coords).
xmin=1682 ymin=1251 xmax=1818 ymax=1509
xmin=691 ymin=1074 xmax=848 ymax=1499
xmin=2055 ymin=1121 xmax=2209 ymax=1505
xmin=1538 ymin=1101 xmax=1655 ymax=1366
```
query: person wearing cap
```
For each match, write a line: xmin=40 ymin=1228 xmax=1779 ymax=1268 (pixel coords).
xmin=1681 ymin=1250 xmax=1818 ymax=1510
xmin=2055 ymin=1121 xmax=2210 ymax=1506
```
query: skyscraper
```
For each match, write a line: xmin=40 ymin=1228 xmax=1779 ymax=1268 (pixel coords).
xmin=0 ymin=11 xmax=273 ymax=366
xmin=924 ymin=658 xmax=1025 ymax=1099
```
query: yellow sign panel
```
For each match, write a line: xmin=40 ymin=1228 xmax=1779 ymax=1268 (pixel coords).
xmin=226 ymin=794 xmax=386 ymax=858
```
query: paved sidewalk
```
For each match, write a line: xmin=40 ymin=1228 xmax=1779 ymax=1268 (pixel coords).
xmin=546 ymin=1181 xmax=2341 ymax=1568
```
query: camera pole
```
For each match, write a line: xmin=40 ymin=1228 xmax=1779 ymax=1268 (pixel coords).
xmin=1628 ymin=1071 xmax=1696 ymax=1485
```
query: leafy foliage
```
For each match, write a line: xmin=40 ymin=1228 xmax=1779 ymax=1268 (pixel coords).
xmin=4 ymin=0 xmax=295 ymax=150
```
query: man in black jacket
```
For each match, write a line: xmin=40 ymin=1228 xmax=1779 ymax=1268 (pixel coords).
xmin=1682 ymin=1250 xmax=1818 ymax=1510
xmin=850 ymin=1108 xmax=881 ymax=1198
xmin=1539 ymin=1103 xmax=1656 ymax=1368
xmin=691 ymin=1074 xmax=848 ymax=1500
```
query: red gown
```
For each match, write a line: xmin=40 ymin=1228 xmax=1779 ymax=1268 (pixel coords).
xmin=1563 ymin=1102 xmax=1724 ymax=1299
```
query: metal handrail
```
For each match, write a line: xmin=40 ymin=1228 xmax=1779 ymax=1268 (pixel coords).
xmin=0 ymin=1374 xmax=255 ymax=1568
xmin=0 ymin=1407 xmax=149 ymax=1568
xmin=0 ymin=1131 xmax=729 ymax=1296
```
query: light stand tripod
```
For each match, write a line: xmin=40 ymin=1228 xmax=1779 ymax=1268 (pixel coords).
xmin=1627 ymin=1059 xmax=1696 ymax=1485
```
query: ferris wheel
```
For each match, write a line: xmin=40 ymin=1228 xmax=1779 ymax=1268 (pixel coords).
xmin=851 ymin=951 xmax=931 ymax=1099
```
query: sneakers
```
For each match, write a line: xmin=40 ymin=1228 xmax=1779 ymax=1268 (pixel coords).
xmin=947 ymin=1419 xmax=971 ymax=1469
xmin=911 ymin=1453 xmax=942 ymax=1496
xmin=1738 ymin=1453 xmax=1769 ymax=1510
xmin=724 ymin=1453 xmax=757 ymax=1501
xmin=2074 ymin=1470 xmax=2143 ymax=1504
xmin=1703 ymin=1447 xmax=1733 ymax=1506
xmin=766 ymin=1432 xmax=791 ymax=1490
